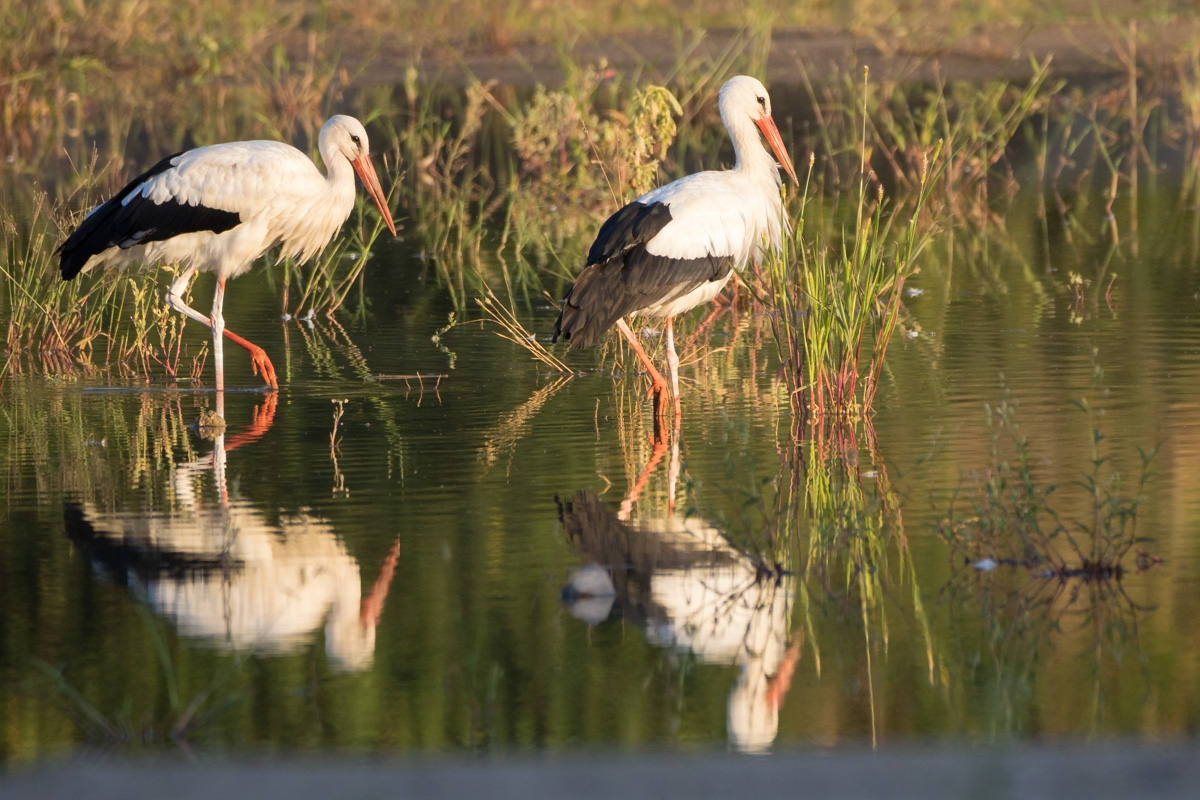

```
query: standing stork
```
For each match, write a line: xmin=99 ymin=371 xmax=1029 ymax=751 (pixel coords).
xmin=553 ymin=76 xmax=799 ymax=419
xmin=57 ymin=115 xmax=396 ymax=402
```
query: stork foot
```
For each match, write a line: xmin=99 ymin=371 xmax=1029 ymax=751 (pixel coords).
xmin=220 ymin=328 xmax=278 ymax=389
xmin=245 ymin=344 xmax=279 ymax=390
xmin=646 ymin=377 xmax=670 ymax=402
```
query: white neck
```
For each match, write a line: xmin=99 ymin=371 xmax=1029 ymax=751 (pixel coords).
xmin=282 ymin=131 xmax=359 ymax=264
xmin=319 ymin=138 xmax=354 ymax=190
xmin=721 ymin=108 xmax=787 ymax=256
xmin=727 ymin=114 xmax=781 ymax=190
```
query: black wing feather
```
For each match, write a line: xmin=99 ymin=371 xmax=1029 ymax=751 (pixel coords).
xmin=586 ymin=201 xmax=672 ymax=265
xmin=64 ymin=503 xmax=243 ymax=584
xmin=57 ymin=152 xmax=243 ymax=280
xmin=554 ymin=201 xmax=733 ymax=349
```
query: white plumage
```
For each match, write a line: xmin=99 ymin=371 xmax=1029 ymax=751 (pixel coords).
xmin=59 ymin=115 xmax=396 ymax=395
xmin=554 ymin=76 xmax=798 ymax=420
xmin=639 ymin=157 xmax=785 ymax=264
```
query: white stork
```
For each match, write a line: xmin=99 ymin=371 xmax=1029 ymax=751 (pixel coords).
xmin=553 ymin=76 xmax=799 ymax=419
xmin=57 ymin=115 xmax=396 ymax=397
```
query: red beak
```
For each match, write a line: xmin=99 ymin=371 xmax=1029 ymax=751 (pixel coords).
xmin=754 ymin=114 xmax=799 ymax=186
xmin=352 ymin=154 xmax=397 ymax=236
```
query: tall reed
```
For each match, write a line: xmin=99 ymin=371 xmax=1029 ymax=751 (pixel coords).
xmin=764 ymin=68 xmax=941 ymax=422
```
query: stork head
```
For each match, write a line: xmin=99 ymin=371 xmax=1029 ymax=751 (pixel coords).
xmin=718 ymin=76 xmax=799 ymax=186
xmin=320 ymin=115 xmax=397 ymax=236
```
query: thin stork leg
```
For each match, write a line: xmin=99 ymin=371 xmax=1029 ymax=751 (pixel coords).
xmin=221 ymin=328 xmax=278 ymax=389
xmin=664 ymin=316 xmax=682 ymax=421
xmin=211 ymin=280 xmax=226 ymax=420
xmin=165 ymin=269 xmax=279 ymax=389
xmin=615 ymin=318 xmax=671 ymax=418
xmin=212 ymin=433 xmax=229 ymax=508
xmin=616 ymin=430 xmax=670 ymax=521
xmin=166 ymin=267 xmax=209 ymax=328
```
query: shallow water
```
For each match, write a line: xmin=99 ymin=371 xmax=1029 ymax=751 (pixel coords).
xmin=5 ymin=101 xmax=1200 ymax=762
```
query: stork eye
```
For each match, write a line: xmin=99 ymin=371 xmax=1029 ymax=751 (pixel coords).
xmin=756 ymin=96 xmax=766 ymax=108
xmin=350 ymin=134 xmax=362 ymax=149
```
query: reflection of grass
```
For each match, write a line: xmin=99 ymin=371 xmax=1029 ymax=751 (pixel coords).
xmin=744 ymin=422 xmax=933 ymax=746
xmin=476 ymin=376 xmax=570 ymax=472
xmin=28 ymin=597 xmax=243 ymax=748
xmin=1 ymin=382 xmax=198 ymax=511
xmin=937 ymin=551 xmax=1155 ymax=737
xmin=934 ymin=365 xmax=1159 ymax=734
xmin=5 ymin=393 xmax=238 ymax=749
xmin=800 ymin=426 xmax=933 ymax=745
xmin=937 ymin=358 xmax=1157 ymax=580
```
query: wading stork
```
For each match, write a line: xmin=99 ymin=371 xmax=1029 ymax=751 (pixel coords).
xmin=553 ymin=76 xmax=799 ymax=419
xmin=57 ymin=115 xmax=396 ymax=396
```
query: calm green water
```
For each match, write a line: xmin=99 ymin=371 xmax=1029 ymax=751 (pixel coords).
xmin=4 ymin=98 xmax=1200 ymax=763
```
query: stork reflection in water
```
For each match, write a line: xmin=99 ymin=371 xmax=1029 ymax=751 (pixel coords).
xmin=558 ymin=431 xmax=800 ymax=752
xmin=66 ymin=396 xmax=400 ymax=672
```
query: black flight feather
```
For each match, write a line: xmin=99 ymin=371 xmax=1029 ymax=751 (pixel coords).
xmin=554 ymin=201 xmax=734 ymax=349
xmin=57 ymin=152 xmax=243 ymax=280
xmin=64 ymin=503 xmax=243 ymax=584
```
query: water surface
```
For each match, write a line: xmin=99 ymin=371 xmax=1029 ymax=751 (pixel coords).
xmin=3 ymin=91 xmax=1200 ymax=763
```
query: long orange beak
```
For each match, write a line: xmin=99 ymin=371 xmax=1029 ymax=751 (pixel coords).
xmin=352 ymin=154 xmax=397 ymax=236
xmin=754 ymin=114 xmax=799 ymax=186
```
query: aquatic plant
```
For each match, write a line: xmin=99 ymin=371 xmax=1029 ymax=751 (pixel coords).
xmin=475 ymin=277 xmax=572 ymax=374
xmin=27 ymin=600 xmax=245 ymax=749
xmin=932 ymin=360 xmax=1160 ymax=734
xmin=936 ymin=357 xmax=1157 ymax=581
xmin=761 ymin=68 xmax=941 ymax=422
xmin=0 ymin=193 xmax=200 ymax=382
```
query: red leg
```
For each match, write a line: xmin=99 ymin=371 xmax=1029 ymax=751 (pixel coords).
xmin=224 ymin=393 xmax=279 ymax=453
xmin=615 ymin=319 xmax=671 ymax=417
xmin=222 ymin=328 xmax=278 ymax=389
xmin=360 ymin=539 xmax=402 ymax=626
xmin=616 ymin=430 xmax=670 ymax=521
xmin=204 ymin=278 xmax=277 ymax=390
xmin=767 ymin=640 xmax=803 ymax=711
